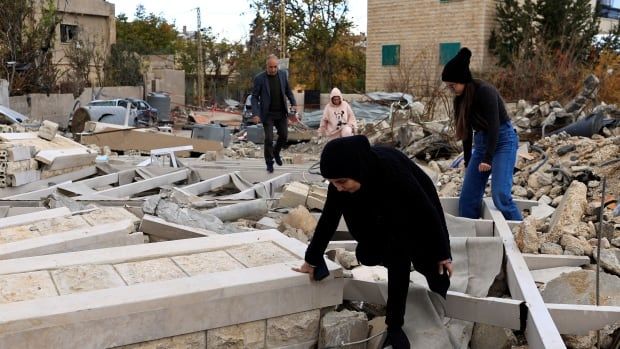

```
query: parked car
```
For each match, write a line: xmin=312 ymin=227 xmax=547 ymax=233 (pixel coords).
xmin=69 ymin=98 xmax=158 ymax=133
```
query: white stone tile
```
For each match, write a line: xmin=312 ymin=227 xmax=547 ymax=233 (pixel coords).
xmin=51 ymin=264 xmax=126 ymax=295
xmin=81 ymin=207 xmax=140 ymax=228
xmin=31 ymin=215 xmax=90 ymax=236
xmin=0 ymin=226 xmax=42 ymax=244
xmin=172 ymin=250 xmax=246 ymax=276
xmin=206 ymin=320 xmax=266 ymax=349
xmin=226 ymin=242 xmax=298 ymax=267
xmin=113 ymin=331 xmax=206 ymax=349
xmin=0 ymin=270 xmax=58 ymax=304
xmin=114 ymin=257 xmax=187 ymax=285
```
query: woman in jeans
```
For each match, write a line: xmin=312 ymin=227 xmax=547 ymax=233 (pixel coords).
xmin=442 ymin=48 xmax=522 ymax=221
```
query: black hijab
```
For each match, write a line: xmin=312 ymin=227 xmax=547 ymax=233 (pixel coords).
xmin=319 ymin=135 xmax=377 ymax=185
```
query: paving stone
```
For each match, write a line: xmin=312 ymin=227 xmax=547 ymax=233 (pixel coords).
xmin=51 ymin=264 xmax=126 ymax=295
xmin=206 ymin=320 xmax=266 ymax=349
xmin=172 ymin=250 xmax=246 ymax=276
xmin=81 ymin=207 xmax=140 ymax=228
xmin=114 ymin=331 xmax=207 ymax=349
xmin=0 ymin=271 xmax=58 ymax=304
xmin=226 ymin=242 xmax=298 ymax=268
xmin=0 ymin=226 xmax=41 ymax=244
xmin=114 ymin=257 xmax=187 ymax=285
xmin=31 ymin=215 xmax=91 ymax=236
xmin=266 ymin=310 xmax=320 ymax=348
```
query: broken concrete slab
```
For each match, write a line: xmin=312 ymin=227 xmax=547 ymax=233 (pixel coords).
xmin=547 ymin=181 xmax=587 ymax=244
xmin=319 ymin=310 xmax=368 ymax=349
xmin=593 ymin=247 xmax=620 ymax=276
xmin=530 ymin=266 xmax=583 ymax=286
xmin=541 ymin=269 xmax=620 ymax=306
xmin=0 ymin=219 xmax=137 ymax=260
xmin=0 ymin=230 xmax=342 ymax=348
xmin=139 ymin=214 xmax=216 ymax=241
xmin=37 ymin=120 xmax=59 ymax=141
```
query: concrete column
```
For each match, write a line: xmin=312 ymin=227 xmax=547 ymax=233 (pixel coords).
xmin=0 ymin=79 xmax=9 ymax=107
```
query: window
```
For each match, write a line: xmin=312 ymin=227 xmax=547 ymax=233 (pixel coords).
xmin=439 ymin=42 xmax=461 ymax=65
xmin=60 ymin=24 xmax=78 ymax=43
xmin=382 ymin=45 xmax=400 ymax=66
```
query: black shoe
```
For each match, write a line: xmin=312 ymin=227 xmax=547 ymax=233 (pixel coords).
xmin=266 ymin=161 xmax=274 ymax=173
xmin=274 ymin=153 xmax=283 ymax=166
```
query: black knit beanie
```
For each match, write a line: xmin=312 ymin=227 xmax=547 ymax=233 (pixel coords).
xmin=441 ymin=47 xmax=473 ymax=83
xmin=320 ymin=135 xmax=372 ymax=182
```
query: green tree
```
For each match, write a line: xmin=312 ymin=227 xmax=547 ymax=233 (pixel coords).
xmin=490 ymin=0 xmax=599 ymax=66
xmin=0 ymin=0 xmax=61 ymax=95
xmin=251 ymin=0 xmax=364 ymax=92
xmin=103 ymin=44 xmax=142 ymax=86
xmin=116 ymin=5 xmax=178 ymax=55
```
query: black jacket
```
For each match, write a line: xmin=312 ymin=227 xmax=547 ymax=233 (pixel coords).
xmin=462 ymin=80 xmax=510 ymax=166
xmin=305 ymin=137 xmax=451 ymax=328
xmin=251 ymin=70 xmax=296 ymax=123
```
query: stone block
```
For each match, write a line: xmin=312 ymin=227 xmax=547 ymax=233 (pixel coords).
xmin=279 ymin=182 xmax=310 ymax=208
xmin=514 ymin=216 xmax=541 ymax=253
xmin=0 ymin=270 xmax=58 ymax=304
xmin=51 ymin=264 xmax=126 ymax=295
xmin=280 ymin=206 xmax=317 ymax=235
xmin=319 ymin=310 xmax=368 ymax=349
xmin=114 ymin=257 xmax=187 ymax=285
xmin=267 ymin=310 xmax=320 ymax=348
xmin=470 ymin=323 xmax=518 ymax=349
xmin=548 ymin=181 xmax=587 ymax=243
xmin=172 ymin=250 xmax=245 ymax=276
xmin=226 ymin=241 xmax=298 ymax=267
xmin=38 ymin=120 xmax=59 ymax=141
xmin=206 ymin=320 xmax=266 ymax=349
xmin=115 ymin=331 xmax=207 ymax=349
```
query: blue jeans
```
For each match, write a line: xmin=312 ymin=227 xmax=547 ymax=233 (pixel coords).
xmin=459 ymin=122 xmax=522 ymax=220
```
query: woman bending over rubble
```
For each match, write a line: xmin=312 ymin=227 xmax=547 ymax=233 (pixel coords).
xmin=318 ymin=87 xmax=357 ymax=140
xmin=294 ymin=135 xmax=453 ymax=349
xmin=442 ymin=47 xmax=522 ymax=221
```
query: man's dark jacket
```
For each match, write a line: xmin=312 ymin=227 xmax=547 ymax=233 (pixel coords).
xmin=305 ymin=135 xmax=452 ymax=330
xmin=251 ymin=70 xmax=296 ymax=123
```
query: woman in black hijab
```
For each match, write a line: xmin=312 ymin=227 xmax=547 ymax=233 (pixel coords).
xmin=294 ymin=135 xmax=453 ymax=348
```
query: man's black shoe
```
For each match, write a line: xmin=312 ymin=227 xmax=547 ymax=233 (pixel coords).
xmin=266 ymin=161 xmax=274 ymax=173
xmin=274 ymin=153 xmax=283 ymax=166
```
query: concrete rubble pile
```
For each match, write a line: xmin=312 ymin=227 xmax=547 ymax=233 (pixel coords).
xmin=0 ymin=121 xmax=96 ymax=188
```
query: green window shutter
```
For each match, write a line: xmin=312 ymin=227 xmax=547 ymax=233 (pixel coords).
xmin=382 ymin=45 xmax=400 ymax=66
xmin=439 ymin=42 xmax=461 ymax=65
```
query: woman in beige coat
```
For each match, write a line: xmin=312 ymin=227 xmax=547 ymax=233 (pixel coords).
xmin=318 ymin=88 xmax=357 ymax=140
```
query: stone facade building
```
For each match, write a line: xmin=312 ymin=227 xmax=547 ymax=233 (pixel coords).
xmin=366 ymin=0 xmax=620 ymax=92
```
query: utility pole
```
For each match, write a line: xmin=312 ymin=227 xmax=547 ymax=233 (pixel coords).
xmin=195 ymin=7 xmax=205 ymax=107
xmin=280 ymin=0 xmax=286 ymax=58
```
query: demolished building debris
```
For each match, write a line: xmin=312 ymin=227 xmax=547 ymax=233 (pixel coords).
xmin=0 ymin=78 xmax=617 ymax=348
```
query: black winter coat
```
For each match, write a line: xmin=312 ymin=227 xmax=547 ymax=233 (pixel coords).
xmin=305 ymin=143 xmax=452 ymax=329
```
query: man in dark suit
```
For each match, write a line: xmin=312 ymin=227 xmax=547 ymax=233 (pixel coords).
xmin=251 ymin=54 xmax=297 ymax=173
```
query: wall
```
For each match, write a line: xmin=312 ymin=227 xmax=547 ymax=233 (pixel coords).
xmin=9 ymin=86 xmax=143 ymax=129
xmin=50 ymin=0 xmax=115 ymax=83
xmin=147 ymin=69 xmax=186 ymax=108
xmin=366 ymin=0 xmax=495 ymax=93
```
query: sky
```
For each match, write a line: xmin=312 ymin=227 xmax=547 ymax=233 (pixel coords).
xmin=110 ymin=1 xmax=368 ymax=42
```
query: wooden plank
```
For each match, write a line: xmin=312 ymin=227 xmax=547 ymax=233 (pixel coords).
xmin=0 ymin=207 xmax=71 ymax=229
xmin=547 ymin=303 xmax=620 ymax=335
xmin=484 ymin=197 xmax=566 ymax=349
xmin=77 ymin=169 xmax=190 ymax=199
xmin=180 ymin=173 xmax=232 ymax=196
xmin=139 ymin=214 xmax=216 ymax=240
xmin=523 ymin=254 xmax=590 ymax=271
